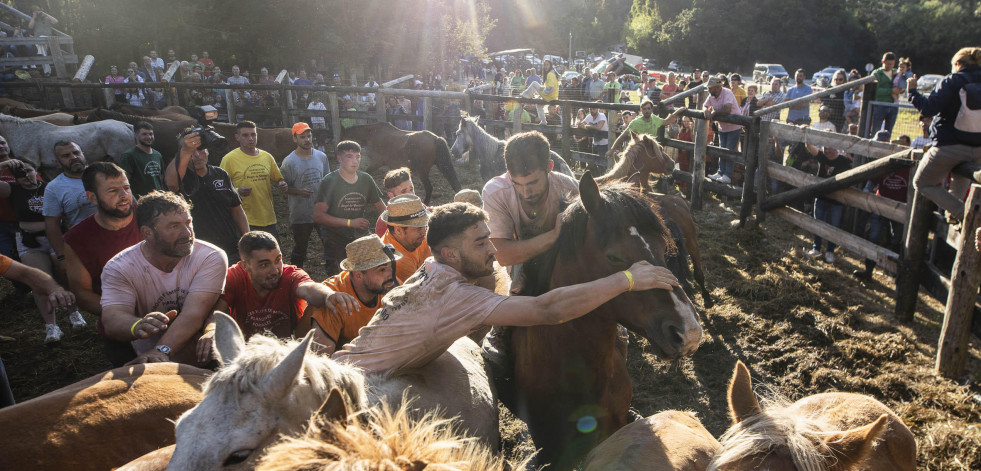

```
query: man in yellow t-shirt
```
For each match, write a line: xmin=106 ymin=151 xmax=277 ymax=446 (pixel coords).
xmin=219 ymin=120 xmax=288 ymax=239
xmin=379 ymin=194 xmax=431 ymax=282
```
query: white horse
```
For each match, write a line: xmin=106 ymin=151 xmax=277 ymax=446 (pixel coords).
xmin=0 ymin=114 xmax=132 ymax=174
xmin=167 ymin=313 xmax=498 ymax=470
xmin=451 ymin=113 xmax=574 ymax=183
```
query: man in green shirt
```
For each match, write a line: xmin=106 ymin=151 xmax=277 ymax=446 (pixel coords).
xmin=869 ymin=51 xmax=901 ymax=135
xmin=118 ymin=121 xmax=164 ymax=199
xmin=608 ymin=97 xmax=685 ymax=155
xmin=603 ymin=72 xmax=621 ymax=104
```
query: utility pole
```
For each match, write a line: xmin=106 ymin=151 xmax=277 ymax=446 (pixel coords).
xmin=568 ymin=31 xmax=573 ymax=70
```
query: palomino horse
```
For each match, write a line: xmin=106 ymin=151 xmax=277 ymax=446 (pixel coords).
xmin=0 ymin=363 xmax=208 ymax=471
xmin=0 ymin=114 xmax=132 ymax=175
xmin=451 ymin=113 xmax=574 ymax=183
xmin=254 ymin=388 xmax=520 ymax=471
xmin=709 ymin=361 xmax=916 ymax=471
xmin=341 ymin=122 xmax=461 ymax=204
xmin=507 ymin=173 xmax=703 ymax=469
xmin=581 ymin=410 xmax=721 ymax=471
xmin=596 ymin=130 xmax=675 ymax=191
xmin=167 ymin=313 xmax=498 ymax=470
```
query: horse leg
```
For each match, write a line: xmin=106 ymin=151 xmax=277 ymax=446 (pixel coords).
xmin=419 ymin=169 xmax=435 ymax=205
xmin=686 ymin=233 xmax=713 ymax=309
xmin=664 ymin=219 xmax=697 ymax=301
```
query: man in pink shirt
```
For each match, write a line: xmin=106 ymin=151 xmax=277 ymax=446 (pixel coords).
xmin=704 ymin=75 xmax=743 ymax=184
xmin=101 ymin=191 xmax=228 ymax=366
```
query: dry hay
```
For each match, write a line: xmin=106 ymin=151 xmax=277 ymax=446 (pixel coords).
xmin=0 ymin=159 xmax=978 ymax=469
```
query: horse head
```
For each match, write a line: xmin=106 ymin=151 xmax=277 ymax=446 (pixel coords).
xmin=709 ymin=361 xmax=904 ymax=471
xmin=628 ymin=131 xmax=675 ymax=176
xmin=168 ymin=313 xmax=366 ymax=471
xmin=551 ymin=172 xmax=702 ymax=360
xmin=450 ymin=116 xmax=474 ymax=159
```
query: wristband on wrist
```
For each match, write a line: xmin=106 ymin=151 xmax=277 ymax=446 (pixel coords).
xmin=347 ymin=219 xmax=351 ymax=227
xmin=622 ymin=270 xmax=634 ymax=291
xmin=130 ymin=318 xmax=142 ymax=337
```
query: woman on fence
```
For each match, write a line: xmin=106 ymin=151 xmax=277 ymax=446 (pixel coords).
xmin=908 ymin=47 xmax=981 ymax=224
xmin=520 ymin=59 xmax=560 ymax=124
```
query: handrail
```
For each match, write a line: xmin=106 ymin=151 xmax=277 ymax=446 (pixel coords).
xmin=753 ymin=75 xmax=875 ymax=117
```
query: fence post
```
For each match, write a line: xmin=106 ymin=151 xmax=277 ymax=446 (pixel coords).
xmin=895 ymin=187 xmax=935 ymax=322
xmin=738 ymin=116 xmax=762 ymax=227
xmin=691 ymin=118 xmax=709 ymax=211
xmin=423 ymin=97 xmax=432 ymax=131
xmin=561 ymin=103 xmax=572 ymax=165
xmin=329 ymin=91 xmax=341 ymax=148
xmin=858 ymin=81 xmax=875 ymax=138
xmin=755 ymin=120 xmax=772 ymax=223
xmin=936 ymin=184 xmax=981 ymax=378
xmin=376 ymin=90 xmax=387 ymax=124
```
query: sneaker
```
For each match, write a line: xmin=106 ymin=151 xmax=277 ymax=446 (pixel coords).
xmin=806 ymin=248 xmax=822 ymax=258
xmin=707 ymin=172 xmax=722 ymax=181
xmin=824 ymin=252 xmax=835 ymax=263
xmin=44 ymin=324 xmax=63 ymax=344
xmin=852 ymin=269 xmax=872 ymax=281
xmin=69 ymin=310 xmax=87 ymax=329
xmin=717 ymin=175 xmax=732 ymax=184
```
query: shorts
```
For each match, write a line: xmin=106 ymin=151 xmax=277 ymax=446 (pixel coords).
xmin=16 ymin=231 xmax=55 ymax=258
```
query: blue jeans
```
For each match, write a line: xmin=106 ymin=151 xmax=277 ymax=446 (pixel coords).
xmin=717 ymin=129 xmax=740 ymax=177
xmin=813 ymin=199 xmax=843 ymax=252
xmin=0 ymin=221 xmax=17 ymax=258
xmin=870 ymin=105 xmax=898 ymax=135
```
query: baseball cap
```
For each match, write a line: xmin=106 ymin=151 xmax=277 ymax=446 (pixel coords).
xmin=291 ymin=122 xmax=311 ymax=136
xmin=707 ymin=76 xmax=724 ymax=88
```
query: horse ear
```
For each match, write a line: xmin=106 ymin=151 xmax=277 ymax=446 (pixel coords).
xmin=626 ymin=172 xmax=646 ymax=189
xmin=629 ymin=130 xmax=641 ymax=143
xmin=727 ymin=361 xmax=763 ymax=426
xmin=316 ymin=387 xmax=350 ymax=424
xmin=262 ymin=330 xmax=314 ymax=401
xmin=820 ymin=414 xmax=889 ymax=469
xmin=214 ymin=312 xmax=246 ymax=365
xmin=579 ymin=171 xmax=602 ymax=214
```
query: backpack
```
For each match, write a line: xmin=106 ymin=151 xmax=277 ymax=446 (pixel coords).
xmin=954 ymin=72 xmax=981 ymax=146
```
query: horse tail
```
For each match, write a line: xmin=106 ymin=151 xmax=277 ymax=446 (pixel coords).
xmin=434 ymin=136 xmax=462 ymax=192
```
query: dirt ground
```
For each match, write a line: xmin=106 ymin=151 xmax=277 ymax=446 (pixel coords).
xmin=1 ymin=157 xmax=978 ymax=469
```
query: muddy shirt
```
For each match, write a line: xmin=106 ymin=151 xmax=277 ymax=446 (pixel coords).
xmin=482 ymin=171 xmax=578 ymax=244
xmin=332 ymin=259 xmax=507 ymax=374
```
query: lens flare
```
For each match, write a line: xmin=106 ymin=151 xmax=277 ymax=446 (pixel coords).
xmin=576 ymin=415 xmax=597 ymax=433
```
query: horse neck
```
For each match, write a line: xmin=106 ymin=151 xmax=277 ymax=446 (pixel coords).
xmin=602 ymin=146 xmax=641 ymax=183
xmin=470 ymin=121 xmax=501 ymax=155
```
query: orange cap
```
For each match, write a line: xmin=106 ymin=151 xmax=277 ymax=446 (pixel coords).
xmin=291 ymin=122 xmax=312 ymax=136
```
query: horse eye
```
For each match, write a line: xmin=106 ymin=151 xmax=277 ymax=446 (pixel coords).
xmin=223 ymin=449 xmax=253 ymax=466
xmin=606 ymin=254 xmax=624 ymax=265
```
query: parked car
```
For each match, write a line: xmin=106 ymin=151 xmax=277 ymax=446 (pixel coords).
xmin=753 ymin=63 xmax=789 ymax=85
xmin=811 ymin=66 xmax=845 ymax=88
xmin=561 ymin=70 xmax=581 ymax=82
xmin=916 ymin=74 xmax=944 ymax=94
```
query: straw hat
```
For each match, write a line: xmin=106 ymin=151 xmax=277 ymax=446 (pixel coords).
xmin=453 ymin=189 xmax=482 ymax=207
xmin=340 ymin=234 xmax=402 ymax=272
xmin=380 ymin=194 xmax=430 ymax=227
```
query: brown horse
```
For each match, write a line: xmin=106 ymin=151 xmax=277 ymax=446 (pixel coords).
xmin=596 ymin=131 xmax=675 ymax=191
xmin=340 ymin=122 xmax=461 ymax=204
xmin=581 ymin=410 xmax=721 ymax=471
xmin=210 ymin=122 xmax=296 ymax=164
xmin=710 ymin=361 xmax=916 ymax=471
xmin=0 ymin=363 xmax=208 ymax=471
xmin=507 ymin=173 xmax=703 ymax=469
xmin=652 ymin=191 xmax=713 ymax=308
xmin=109 ymin=103 xmax=190 ymax=117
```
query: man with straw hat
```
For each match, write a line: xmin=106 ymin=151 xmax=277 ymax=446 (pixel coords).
xmin=380 ymin=194 xmax=431 ymax=282
xmin=332 ymin=203 xmax=680 ymax=374
xmin=304 ymin=234 xmax=400 ymax=355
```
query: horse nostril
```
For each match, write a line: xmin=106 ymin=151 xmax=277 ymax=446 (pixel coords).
xmin=668 ymin=325 xmax=684 ymax=347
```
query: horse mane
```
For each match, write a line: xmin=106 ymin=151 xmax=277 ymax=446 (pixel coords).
xmin=708 ymin=392 xmax=847 ymax=471
xmin=256 ymin=395 xmax=517 ymax=471
xmin=597 ymin=134 xmax=672 ymax=186
xmin=204 ymin=334 xmax=369 ymax=413
xmin=520 ymin=182 xmax=675 ymax=297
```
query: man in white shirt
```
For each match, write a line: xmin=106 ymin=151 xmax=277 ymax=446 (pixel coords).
xmin=579 ymin=103 xmax=609 ymax=156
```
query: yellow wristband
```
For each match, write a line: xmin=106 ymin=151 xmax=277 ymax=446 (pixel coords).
xmin=130 ymin=318 xmax=142 ymax=337
xmin=347 ymin=219 xmax=351 ymax=227
xmin=622 ymin=270 xmax=634 ymax=291
xmin=204 ymin=327 xmax=215 ymax=334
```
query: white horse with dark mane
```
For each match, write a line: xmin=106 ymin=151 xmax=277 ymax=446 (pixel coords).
xmin=167 ymin=313 xmax=498 ymax=470
xmin=0 ymin=114 xmax=132 ymax=175
xmin=451 ymin=113 xmax=574 ymax=183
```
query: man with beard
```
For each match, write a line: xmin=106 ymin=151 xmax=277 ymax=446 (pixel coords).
xmin=482 ymin=131 xmax=578 ymax=270
xmin=101 ymin=191 xmax=228 ymax=366
xmin=44 ymin=141 xmax=97 ymax=264
xmin=165 ymin=129 xmax=250 ymax=263
xmin=608 ymin=97 xmax=686 ymax=154
xmin=300 ymin=235 xmax=395 ymax=355
xmin=118 ymin=121 xmax=165 ymax=199
xmin=63 ymin=162 xmax=143 ymax=365
xmin=280 ymin=123 xmax=329 ymax=269
xmin=332 ymin=203 xmax=680 ymax=374
xmin=579 ymin=103 xmax=610 ymax=157
xmin=704 ymin=76 xmax=743 ymax=184
xmin=217 ymin=231 xmax=356 ymax=341
xmin=380 ymin=194 xmax=431 ymax=282
xmin=785 ymin=68 xmax=814 ymax=125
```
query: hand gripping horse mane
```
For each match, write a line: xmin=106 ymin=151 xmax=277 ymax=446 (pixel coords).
xmin=451 ymin=113 xmax=574 ymax=183
xmin=339 ymin=122 xmax=461 ymax=204
xmin=503 ymin=173 xmax=703 ymax=469
xmin=167 ymin=313 xmax=498 ymax=470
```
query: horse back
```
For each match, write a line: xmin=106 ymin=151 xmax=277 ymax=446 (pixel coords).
xmin=0 ymin=363 xmax=209 ymax=471
xmin=582 ymin=410 xmax=721 ymax=471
